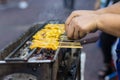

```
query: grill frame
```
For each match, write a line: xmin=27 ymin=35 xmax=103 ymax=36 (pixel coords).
xmin=0 ymin=20 xmax=81 ymax=80
xmin=4 ymin=20 xmax=65 ymax=63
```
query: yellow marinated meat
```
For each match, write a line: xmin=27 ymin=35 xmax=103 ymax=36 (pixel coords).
xmin=29 ymin=40 xmax=59 ymax=50
xmin=30 ymin=24 xmax=65 ymax=50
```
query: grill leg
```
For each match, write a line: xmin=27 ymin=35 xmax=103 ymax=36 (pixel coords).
xmin=80 ymin=52 xmax=86 ymax=80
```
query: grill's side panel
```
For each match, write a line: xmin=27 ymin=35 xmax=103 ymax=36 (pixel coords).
xmin=0 ymin=24 xmax=45 ymax=79
xmin=0 ymin=24 xmax=40 ymax=60
xmin=0 ymin=21 xmax=82 ymax=80
xmin=0 ymin=22 xmax=64 ymax=80
xmin=0 ymin=63 xmax=53 ymax=80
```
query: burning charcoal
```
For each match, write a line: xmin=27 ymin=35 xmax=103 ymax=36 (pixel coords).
xmin=13 ymin=48 xmax=24 ymax=58
xmin=40 ymin=49 xmax=45 ymax=54
xmin=29 ymin=48 xmax=56 ymax=60
xmin=26 ymin=41 xmax=32 ymax=46
xmin=47 ymin=50 xmax=50 ymax=54
xmin=47 ymin=56 xmax=52 ymax=60
xmin=51 ymin=50 xmax=55 ymax=54
xmin=45 ymin=54 xmax=50 ymax=57
xmin=42 ymin=52 xmax=47 ymax=60
xmin=19 ymin=47 xmax=29 ymax=58
xmin=36 ymin=54 xmax=43 ymax=60
xmin=51 ymin=54 xmax=54 ymax=58
xmin=23 ymin=44 xmax=27 ymax=49
xmin=14 ymin=53 xmax=21 ymax=58
xmin=36 ymin=49 xmax=41 ymax=54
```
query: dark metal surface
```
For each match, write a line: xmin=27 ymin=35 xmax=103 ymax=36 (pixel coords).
xmin=4 ymin=21 xmax=62 ymax=63
xmin=3 ymin=73 xmax=37 ymax=80
xmin=4 ymin=22 xmax=46 ymax=62
xmin=0 ymin=21 xmax=81 ymax=80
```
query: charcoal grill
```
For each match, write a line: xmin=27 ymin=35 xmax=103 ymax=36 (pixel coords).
xmin=0 ymin=20 xmax=98 ymax=80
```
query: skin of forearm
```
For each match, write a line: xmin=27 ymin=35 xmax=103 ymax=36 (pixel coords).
xmin=97 ymin=13 xmax=120 ymax=37
xmin=95 ymin=2 xmax=120 ymax=14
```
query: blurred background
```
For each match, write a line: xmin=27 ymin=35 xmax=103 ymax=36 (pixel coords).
xmin=0 ymin=0 xmax=110 ymax=80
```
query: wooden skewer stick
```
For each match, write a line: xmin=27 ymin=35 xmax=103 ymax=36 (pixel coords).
xmin=58 ymin=46 xmax=83 ymax=48
xmin=59 ymin=42 xmax=81 ymax=45
xmin=59 ymin=42 xmax=82 ymax=48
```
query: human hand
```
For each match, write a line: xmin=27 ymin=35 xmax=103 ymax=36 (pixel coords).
xmin=65 ymin=10 xmax=95 ymax=31
xmin=65 ymin=14 xmax=99 ymax=39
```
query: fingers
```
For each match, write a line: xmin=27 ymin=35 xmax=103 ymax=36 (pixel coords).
xmin=79 ymin=30 xmax=86 ymax=39
xmin=67 ymin=21 xmax=75 ymax=39
xmin=65 ymin=11 xmax=79 ymax=32
xmin=74 ymin=23 xmax=80 ymax=39
xmin=74 ymin=27 xmax=79 ymax=39
xmin=65 ymin=12 xmax=77 ymax=25
xmin=66 ymin=16 xmax=87 ymax=39
xmin=65 ymin=12 xmax=98 ymax=40
xmin=67 ymin=18 xmax=80 ymax=39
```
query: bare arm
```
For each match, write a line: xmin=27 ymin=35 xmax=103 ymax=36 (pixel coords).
xmin=96 ymin=1 xmax=120 ymax=14
xmin=97 ymin=13 xmax=120 ymax=37
xmin=65 ymin=2 xmax=120 ymax=39
xmin=66 ymin=1 xmax=120 ymax=26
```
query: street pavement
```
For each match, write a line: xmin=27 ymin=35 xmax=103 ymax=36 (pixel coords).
xmin=0 ymin=0 xmax=115 ymax=80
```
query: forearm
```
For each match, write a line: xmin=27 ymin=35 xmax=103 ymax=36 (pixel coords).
xmin=97 ymin=14 xmax=120 ymax=37
xmin=95 ymin=2 xmax=120 ymax=14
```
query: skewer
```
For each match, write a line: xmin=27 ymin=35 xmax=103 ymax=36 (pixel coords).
xmin=60 ymin=35 xmax=81 ymax=42
xmin=59 ymin=42 xmax=83 ymax=48
xmin=59 ymin=42 xmax=81 ymax=45
xmin=58 ymin=46 xmax=83 ymax=48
